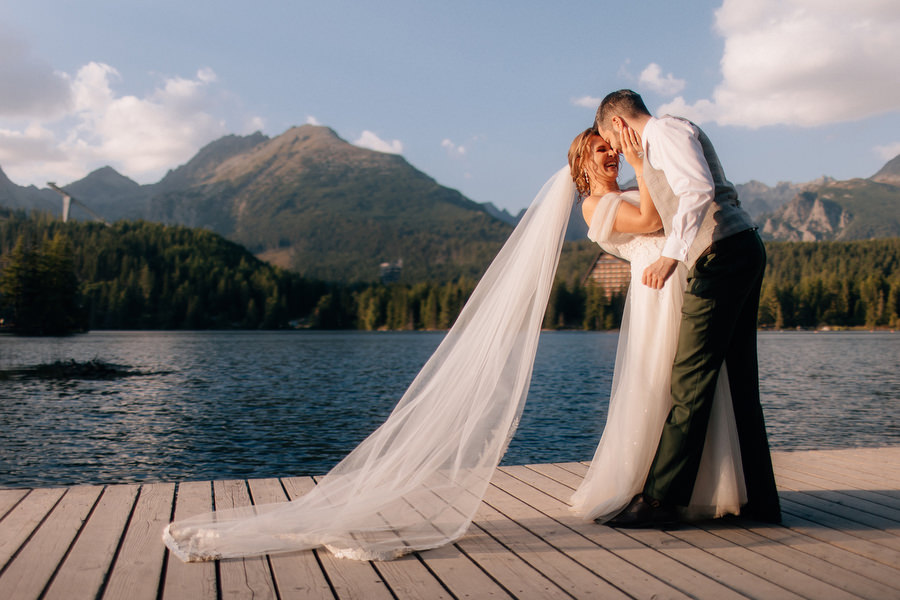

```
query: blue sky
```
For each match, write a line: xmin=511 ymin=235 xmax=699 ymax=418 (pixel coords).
xmin=2 ymin=0 xmax=899 ymax=212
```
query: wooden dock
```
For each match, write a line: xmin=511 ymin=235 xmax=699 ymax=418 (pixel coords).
xmin=1 ymin=447 xmax=898 ymax=599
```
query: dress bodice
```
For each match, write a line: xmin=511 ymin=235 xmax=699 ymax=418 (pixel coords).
xmin=586 ymin=190 xmax=666 ymax=271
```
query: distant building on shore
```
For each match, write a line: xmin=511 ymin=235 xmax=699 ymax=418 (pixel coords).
xmin=583 ymin=251 xmax=630 ymax=298
xmin=380 ymin=259 xmax=403 ymax=284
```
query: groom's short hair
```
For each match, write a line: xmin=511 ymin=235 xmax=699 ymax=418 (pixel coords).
xmin=595 ymin=89 xmax=651 ymax=131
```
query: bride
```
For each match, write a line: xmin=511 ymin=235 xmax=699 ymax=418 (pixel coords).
xmin=164 ymin=126 xmax=743 ymax=564
xmin=567 ymin=126 xmax=746 ymax=522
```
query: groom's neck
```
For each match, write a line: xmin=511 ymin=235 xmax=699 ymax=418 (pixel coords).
xmin=626 ymin=113 xmax=652 ymax=137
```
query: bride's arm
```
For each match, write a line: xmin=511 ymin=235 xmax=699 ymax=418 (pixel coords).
xmin=612 ymin=126 xmax=662 ymax=234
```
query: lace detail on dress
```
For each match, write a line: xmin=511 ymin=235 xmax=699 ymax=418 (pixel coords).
xmin=612 ymin=231 xmax=666 ymax=272
xmin=586 ymin=189 xmax=666 ymax=276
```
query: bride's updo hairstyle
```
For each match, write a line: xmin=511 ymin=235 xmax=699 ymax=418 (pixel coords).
xmin=568 ymin=128 xmax=597 ymax=199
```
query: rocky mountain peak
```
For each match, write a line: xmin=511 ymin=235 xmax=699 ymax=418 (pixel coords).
xmin=156 ymin=131 xmax=270 ymax=191
xmin=68 ymin=166 xmax=140 ymax=193
xmin=762 ymin=191 xmax=852 ymax=241
xmin=871 ymin=154 xmax=900 ymax=185
xmin=203 ymin=125 xmax=407 ymax=187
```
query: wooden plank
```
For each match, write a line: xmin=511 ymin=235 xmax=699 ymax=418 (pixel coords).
xmin=773 ymin=465 xmax=900 ymax=512
xmin=559 ymin=451 xmax=900 ymax=595
xmin=0 ymin=488 xmax=28 ymax=518
xmin=738 ymin=514 xmax=900 ymax=592
xmin=103 ymin=482 xmax=175 ymax=600
xmin=452 ymin=520 xmax=572 ymax=600
xmin=705 ymin=519 xmax=900 ymax=600
xmin=371 ymin=554 xmax=453 ymax=600
xmin=780 ymin=491 xmax=900 ymax=553
xmin=0 ymin=485 xmax=102 ymax=599
xmin=666 ymin=524 xmax=857 ymax=600
xmin=2 ymin=447 xmax=900 ymax=600
xmin=212 ymin=479 xmax=277 ymax=599
xmin=773 ymin=453 xmax=878 ymax=489
xmin=484 ymin=477 xmax=692 ymax=600
xmin=246 ymin=477 xmax=334 ymax=600
xmin=282 ymin=476 xmax=393 ymax=600
xmin=774 ymin=453 xmax=899 ymax=495
xmin=841 ymin=447 xmax=900 ymax=466
xmin=416 ymin=543 xmax=514 ymax=599
xmin=478 ymin=484 xmax=639 ymax=599
xmin=493 ymin=467 xmax=747 ymax=600
xmin=415 ymin=474 xmax=574 ymax=600
xmin=778 ymin=499 xmax=900 ymax=569
xmin=43 ymin=484 xmax=139 ymax=600
xmin=375 ymin=481 xmax=514 ymax=599
xmin=551 ymin=462 xmax=589 ymax=478
xmin=362 ymin=493 xmax=455 ymax=599
xmin=160 ymin=481 xmax=217 ymax=600
xmin=808 ymin=448 xmax=900 ymax=482
xmin=0 ymin=487 xmax=66 ymax=567
xmin=623 ymin=525 xmax=807 ymax=600
xmin=525 ymin=463 xmax=586 ymax=489
xmin=485 ymin=477 xmax=687 ymax=599
xmin=775 ymin=472 xmax=900 ymax=525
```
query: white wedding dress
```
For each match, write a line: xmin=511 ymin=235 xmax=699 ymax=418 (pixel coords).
xmin=569 ymin=190 xmax=747 ymax=522
xmin=164 ymin=172 xmax=745 ymax=564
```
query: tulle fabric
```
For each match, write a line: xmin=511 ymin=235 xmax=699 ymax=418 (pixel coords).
xmin=569 ymin=191 xmax=746 ymax=522
xmin=163 ymin=166 xmax=575 ymax=562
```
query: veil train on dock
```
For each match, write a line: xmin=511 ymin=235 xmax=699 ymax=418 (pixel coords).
xmin=163 ymin=166 xmax=575 ymax=562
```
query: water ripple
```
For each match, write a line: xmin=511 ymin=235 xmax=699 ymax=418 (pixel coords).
xmin=0 ymin=330 xmax=897 ymax=487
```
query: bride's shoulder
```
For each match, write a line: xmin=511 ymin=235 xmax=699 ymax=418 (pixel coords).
xmin=581 ymin=191 xmax=621 ymax=225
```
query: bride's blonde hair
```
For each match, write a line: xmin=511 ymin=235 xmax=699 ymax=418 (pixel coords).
xmin=568 ymin=128 xmax=596 ymax=198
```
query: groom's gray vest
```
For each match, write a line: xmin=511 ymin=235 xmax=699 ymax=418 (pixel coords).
xmin=642 ymin=117 xmax=755 ymax=268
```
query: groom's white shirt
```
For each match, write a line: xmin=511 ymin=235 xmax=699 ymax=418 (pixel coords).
xmin=641 ymin=116 xmax=716 ymax=263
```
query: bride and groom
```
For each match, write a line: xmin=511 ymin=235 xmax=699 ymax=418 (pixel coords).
xmin=164 ymin=89 xmax=780 ymax=563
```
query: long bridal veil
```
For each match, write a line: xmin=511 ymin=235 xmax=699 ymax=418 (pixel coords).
xmin=164 ymin=166 xmax=575 ymax=562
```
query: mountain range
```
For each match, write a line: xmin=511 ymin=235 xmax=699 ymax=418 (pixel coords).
xmin=1 ymin=125 xmax=898 ymax=281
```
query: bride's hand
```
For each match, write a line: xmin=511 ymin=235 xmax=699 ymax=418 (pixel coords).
xmin=620 ymin=126 xmax=644 ymax=170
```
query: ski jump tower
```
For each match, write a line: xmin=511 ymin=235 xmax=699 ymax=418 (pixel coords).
xmin=47 ymin=182 xmax=109 ymax=225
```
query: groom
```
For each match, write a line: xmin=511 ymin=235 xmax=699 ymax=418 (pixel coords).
xmin=594 ymin=90 xmax=781 ymax=526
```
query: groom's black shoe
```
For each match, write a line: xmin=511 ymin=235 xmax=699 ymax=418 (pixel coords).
xmin=607 ymin=494 xmax=678 ymax=528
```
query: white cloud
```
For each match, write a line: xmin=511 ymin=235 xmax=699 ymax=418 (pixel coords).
xmin=0 ymin=124 xmax=66 ymax=164
xmin=354 ymin=130 xmax=403 ymax=154
xmin=875 ymin=142 xmax=900 ymax=161
xmin=659 ymin=0 xmax=900 ymax=128
xmin=441 ymin=138 xmax=466 ymax=156
xmin=654 ymin=96 xmax=718 ymax=124
xmin=244 ymin=115 xmax=266 ymax=133
xmin=305 ymin=115 xmax=321 ymax=126
xmin=67 ymin=63 xmax=226 ymax=174
xmin=0 ymin=62 xmax=230 ymax=185
xmin=572 ymin=95 xmax=602 ymax=108
xmin=0 ymin=29 xmax=71 ymax=119
xmin=638 ymin=63 xmax=685 ymax=96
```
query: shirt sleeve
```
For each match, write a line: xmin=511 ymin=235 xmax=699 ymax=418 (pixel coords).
xmin=644 ymin=117 xmax=715 ymax=263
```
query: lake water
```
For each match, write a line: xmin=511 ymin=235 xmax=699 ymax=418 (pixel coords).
xmin=1 ymin=330 xmax=898 ymax=488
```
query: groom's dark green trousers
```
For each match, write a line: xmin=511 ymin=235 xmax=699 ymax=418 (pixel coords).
xmin=643 ymin=228 xmax=781 ymax=520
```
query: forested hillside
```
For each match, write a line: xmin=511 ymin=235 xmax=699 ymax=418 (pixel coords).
xmin=759 ymin=238 xmax=900 ymax=329
xmin=1 ymin=211 xmax=897 ymax=332
xmin=0 ymin=211 xmax=328 ymax=331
